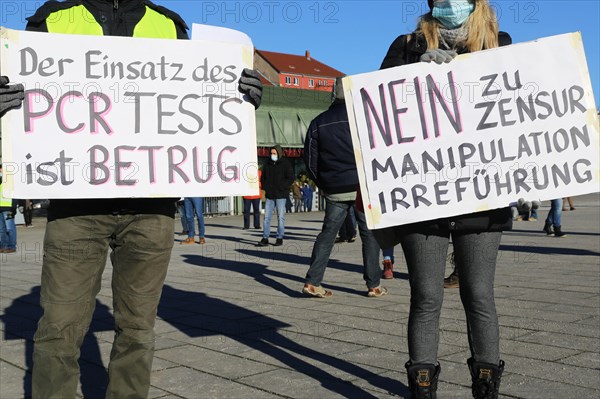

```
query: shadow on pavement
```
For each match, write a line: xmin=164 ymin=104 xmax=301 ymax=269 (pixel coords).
xmin=158 ymin=284 xmax=408 ymax=398
xmin=183 ymin=250 xmax=379 ymax=297
xmin=1 ymin=286 xmax=113 ymax=399
xmin=507 ymin=229 xmax=600 ymax=237
xmin=500 ymin=244 xmax=599 ymax=257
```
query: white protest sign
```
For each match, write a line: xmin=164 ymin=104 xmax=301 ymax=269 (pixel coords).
xmin=0 ymin=26 xmax=258 ymax=199
xmin=344 ymin=32 xmax=599 ymax=229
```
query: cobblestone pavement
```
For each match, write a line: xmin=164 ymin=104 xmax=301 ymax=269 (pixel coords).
xmin=1 ymin=194 xmax=599 ymax=398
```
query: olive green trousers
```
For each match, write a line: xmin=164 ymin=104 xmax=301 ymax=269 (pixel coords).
xmin=32 ymin=214 xmax=174 ymax=398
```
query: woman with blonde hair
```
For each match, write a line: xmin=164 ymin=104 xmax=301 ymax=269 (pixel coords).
xmin=377 ymin=1 xmax=512 ymax=398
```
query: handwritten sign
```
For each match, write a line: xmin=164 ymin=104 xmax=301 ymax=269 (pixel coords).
xmin=344 ymin=33 xmax=599 ymax=229
xmin=0 ymin=26 xmax=258 ymax=198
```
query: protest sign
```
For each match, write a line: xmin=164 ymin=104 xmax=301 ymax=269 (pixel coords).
xmin=344 ymin=32 xmax=599 ymax=230
xmin=0 ymin=25 xmax=258 ymax=198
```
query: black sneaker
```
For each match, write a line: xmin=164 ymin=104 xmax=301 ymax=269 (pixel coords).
xmin=542 ymin=223 xmax=554 ymax=235
xmin=274 ymin=238 xmax=283 ymax=246
xmin=554 ymin=226 xmax=567 ymax=237
xmin=257 ymin=238 xmax=269 ymax=247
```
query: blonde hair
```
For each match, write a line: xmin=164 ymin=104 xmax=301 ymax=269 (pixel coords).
xmin=418 ymin=0 xmax=499 ymax=51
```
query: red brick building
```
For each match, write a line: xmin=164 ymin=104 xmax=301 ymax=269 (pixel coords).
xmin=255 ymin=49 xmax=344 ymax=91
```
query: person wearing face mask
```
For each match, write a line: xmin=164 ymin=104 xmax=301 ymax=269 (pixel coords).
xmin=377 ymin=1 xmax=512 ymax=398
xmin=257 ymin=144 xmax=293 ymax=246
xmin=0 ymin=1 xmax=263 ymax=397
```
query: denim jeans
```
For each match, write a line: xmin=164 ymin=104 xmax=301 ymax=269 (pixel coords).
xmin=184 ymin=197 xmax=205 ymax=238
xmin=305 ymin=199 xmax=381 ymax=289
xmin=530 ymin=200 xmax=540 ymax=219
xmin=0 ymin=211 xmax=17 ymax=250
xmin=545 ymin=198 xmax=563 ymax=227
xmin=32 ymin=214 xmax=174 ymax=398
xmin=338 ymin=206 xmax=357 ymax=240
xmin=263 ymin=198 xmax=286 ymax=239
xmin=303 ymin=196 xmax=311 ymax=211
xmin=382 ymin=247 xmax=395 ymax=263
xmin=400 ymin=231 xmax=502 ymax=365
xmin=243 ymin=198 xmax=261 ymax=228
xmin=177 ymin=202 xmax=188 ymax=232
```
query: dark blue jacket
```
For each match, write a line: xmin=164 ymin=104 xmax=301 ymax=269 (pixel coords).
xmin=303 ymin=102 xmax=358 ymax=195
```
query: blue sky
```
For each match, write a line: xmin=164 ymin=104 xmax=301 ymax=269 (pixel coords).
xmin=1 ymin=1 xmax=599 ymax=105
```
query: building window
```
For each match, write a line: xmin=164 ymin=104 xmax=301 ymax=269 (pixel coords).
xmin=293 ymin=77 xmax=299 ymax=86
xmin=323 ymin=80 xmax=329 ymax=87
xmin=308 ymin=79 xmax=314 ymax=87
xmin=284 ymin=76 xmax=291 ymax=85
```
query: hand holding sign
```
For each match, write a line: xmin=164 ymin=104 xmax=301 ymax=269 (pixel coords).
xmin=239 ymin=68 xmax=262 ymax=109
xmin=0 ymin=76 xmax=24 ymax=116
xmin=345 ymin=33 xmax=599 ymax=230
xmin=420 ymin=49 xmax=458 ymax=64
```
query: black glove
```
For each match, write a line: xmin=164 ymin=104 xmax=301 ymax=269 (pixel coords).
xmin=238 ymin=68 xmax=262 ymax=109
xmin=420 ymin=49 xmax=457 ymax=64
xmin=0 ymin=76 xmax=25 ymax=117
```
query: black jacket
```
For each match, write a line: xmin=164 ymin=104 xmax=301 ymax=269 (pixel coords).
xmin=25 ymin=0 xmax=188 ymax=220
xmin=373 ymin=31 xmax=513 ymax=246
xmin=303 ymin=102 xmax=358 ymax=194
xmin=261 ymin=145 xmax=294 ymax=199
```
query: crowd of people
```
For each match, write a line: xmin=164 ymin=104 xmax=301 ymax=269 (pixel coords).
xmin=0 ymin=0 xmax=584 ymax=398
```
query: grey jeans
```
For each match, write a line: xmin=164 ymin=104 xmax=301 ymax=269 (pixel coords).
xmin=400 ymin=231 xmax=502 ymax=365
xmin=32 ymin=214 xmax=174 ymax=399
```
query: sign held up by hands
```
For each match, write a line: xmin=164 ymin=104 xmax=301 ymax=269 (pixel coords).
xmin=344 ymin=33 xmax=599 ymax=229
xmin=0 ymin=25 xmax=259 ymax=198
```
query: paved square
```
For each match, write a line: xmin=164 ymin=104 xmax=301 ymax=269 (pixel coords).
xmin=1 ymin=194 xmax=598 ymax=398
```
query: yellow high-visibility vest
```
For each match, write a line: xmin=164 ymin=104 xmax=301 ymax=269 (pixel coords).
xmin=45 ymin=4 xmax=177 ymax=38
xmin=0 ymin=184 xmax=12 ymax=207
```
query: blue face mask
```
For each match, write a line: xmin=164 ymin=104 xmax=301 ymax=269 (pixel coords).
xmin=271 ymin=154 xmax=278 ymax=162
xmin=432 ymin=0 xmax=475 ymax=29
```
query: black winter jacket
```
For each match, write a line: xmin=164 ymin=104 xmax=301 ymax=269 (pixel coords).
xmin=25 ymin=0 xmax=188 ymax=221
xmin=261 ymin=145 xmax=294 ymax=199
xmin=373 ymin=31 xmax=513 ymax=247
xmin=303 ymin=102 xmax=358 ymax=194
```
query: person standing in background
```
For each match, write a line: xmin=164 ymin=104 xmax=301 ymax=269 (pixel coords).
xmin=0 ymin=166 xmax=17 ymax=254
xmin=243 ymin=170 xmax=262 ymax=230
xmin=302 ymin=182 xmax=314 ymax=211
xmin=292 ymin=180 xmax=303 ymax=212
xmin=381 ymin=247 xmax=395 ymax=279
xmin=18 ymin=199 xmax=34 ymax=227
xmin=562 ymin=197 xmax=576 ymax=211
xmin=258 ymin=145 xmax=293 ymax=246
xmin=544 ymin=199 xmax=567 ymax=237
xmin=177 ymin=199 xmax=189 ymax=235
xmin=181 ymin=197 xmax=206 ymax=245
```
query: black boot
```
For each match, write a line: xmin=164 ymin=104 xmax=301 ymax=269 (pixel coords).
xmin=554 ymin=225 xmax=567 ymax=237
xmin=542 ymin=222 xmax=553 ymax=235
xmin=405 ymin=362 xmax=440 ymax=399
xmin=468 ymin=358 xmax=505 ymax=399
